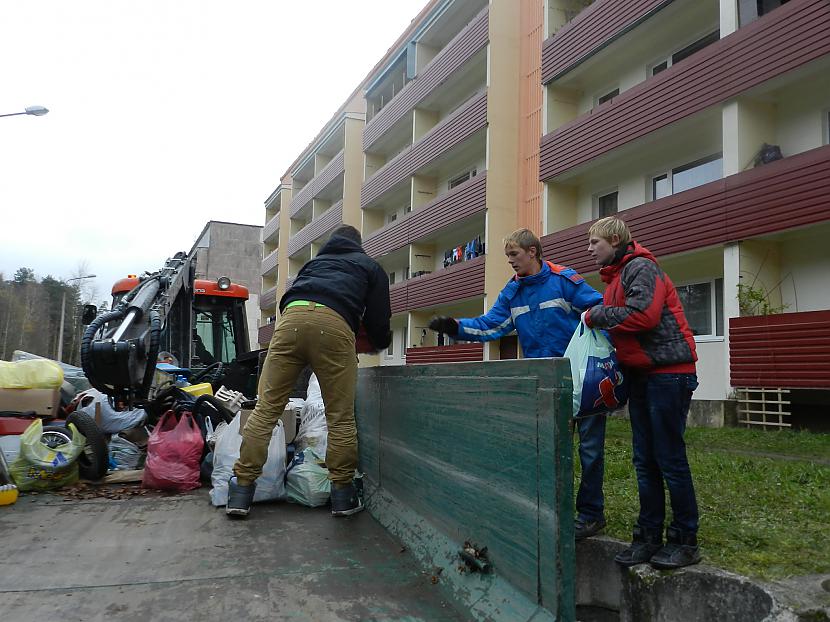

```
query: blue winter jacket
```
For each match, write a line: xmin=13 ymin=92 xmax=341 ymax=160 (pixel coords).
xmin=457 ymin=261 xmax=603 ymax=358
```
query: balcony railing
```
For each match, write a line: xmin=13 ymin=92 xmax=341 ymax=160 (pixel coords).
xmin=541 ymin=0 xmax=671 ymax=84
xmin=361 ymin=90 xmax=488 ymax=208
xmin=261 ymin=212 xmax=280 ymax=243
xmin=363 ymin=7 xmax=489 ymax=151
xmin=539 ymin=0 xmax=830 ymax=181
xmin=287 ymin=200 xmax=343 ymax=258
xmin=258 ymin=322 xmax=275 ymax=347
xmin=261 ymin=249 xmax=279 ymax=276
xmin=260 ymin=284 xmax=278 ymax=311
xmin=730 ymin=310 xmax=830 ymax=389
xmin=289 ymin=150 xmax=345 ymax=218
xmin=363 ymin=172 xmax=487 ymax=259
xmin=387 ymin=255 xmax=486 ymax=315
xmin=540 ymin=145 xmax=830 ymax=275
xmin=405 ymin=343 xmax=484 ymax=365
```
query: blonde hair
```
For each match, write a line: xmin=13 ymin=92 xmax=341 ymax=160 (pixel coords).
xmin=588 ymin=217 xmax=631 ymax=247
xmin=504 ymin=228 xmax=543 ymax=259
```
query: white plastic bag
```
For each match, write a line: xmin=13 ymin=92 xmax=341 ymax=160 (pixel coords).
xmin=563 ymin=322 xmax=627 ymax=418
xmin=295 ymin=374 xmax=328 ymax=455
xmin=285 ymin=447 xmax=330 ymax=507
xmin=209 ymin=414 xmax=286 ymax=506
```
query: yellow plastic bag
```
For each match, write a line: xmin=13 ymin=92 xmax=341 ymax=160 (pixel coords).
xmin=0 ymin=359 xmax=64 ymax=389
xmin=9 ymin=420 xmax=85 ymax=492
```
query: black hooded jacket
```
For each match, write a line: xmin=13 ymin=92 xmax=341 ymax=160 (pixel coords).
xmin=280 ymin=235 xmax=392 ymax=350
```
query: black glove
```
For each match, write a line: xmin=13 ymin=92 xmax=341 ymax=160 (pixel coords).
xmin=428 ymin=316 xmax=459 ymax=336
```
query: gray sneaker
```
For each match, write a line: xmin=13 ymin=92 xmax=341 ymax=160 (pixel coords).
xmin=330 ymin=481 xmax=364 ymax=517
xmin=226 ymin=477 xmax=256 ymax=518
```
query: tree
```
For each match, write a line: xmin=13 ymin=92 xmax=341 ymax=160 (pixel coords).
xmin=13 ymin=267 xmax=36 ymax=284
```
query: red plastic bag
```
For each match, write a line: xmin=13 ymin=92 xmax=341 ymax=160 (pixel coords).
xmin=142 ymin=410 xmax=204 ymax=491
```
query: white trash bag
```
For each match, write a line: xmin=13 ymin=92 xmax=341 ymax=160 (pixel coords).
xmin=563 ymin=321 xmax=627 ymax=418
xmin=209 ymin=413 xmax=286 ymax=507
xmin=295 ymin=374 xmax=327 ymax=456
xmin=285 ymin=446 xmax=330 ymax=507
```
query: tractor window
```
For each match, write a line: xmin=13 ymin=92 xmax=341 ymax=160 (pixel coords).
xmin=194 ymin=305 xmax=237 ymax=365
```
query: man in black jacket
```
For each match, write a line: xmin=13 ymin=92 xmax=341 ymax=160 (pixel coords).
xmin=228 ymin=224 xmax=391 ymax=518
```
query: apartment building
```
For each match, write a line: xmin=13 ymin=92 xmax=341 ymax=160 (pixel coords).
xmin=537 ymin=0 xmax=830 ymax=424
xmin=260 ymin=0 xmax=830 ymax=424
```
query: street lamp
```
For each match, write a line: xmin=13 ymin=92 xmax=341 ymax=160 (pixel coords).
xmin=0 ymin=105 xmax=49 ymax=118
xmin=57 ymin=275 xmax=96 ymax=363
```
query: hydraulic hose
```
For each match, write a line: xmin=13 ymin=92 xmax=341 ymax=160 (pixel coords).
xmin=140 ymin=310 xmax=162 ymax=399
xmin=80 ymin=309 xmax=125 ymax=394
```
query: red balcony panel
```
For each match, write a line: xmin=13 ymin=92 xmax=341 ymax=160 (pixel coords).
xmin=389 ymin=282 xmax=408 ymax=316
xmin=540 ymin=0 xmax=830 ymax=181
xmin=541 ymin=0 xmax=671 ymax=84
xmin=258 ymin=323 xmax=275 ymax=347
xmin=287 ymin=201 xmax=343 ymax=257
xmin=729 ymin=311 xmax=830 ymax=388
xmin=406 ymin=255 xmax=486 ymax=310
xmin=364 ymin=8 xmax=489 ymax=151
xmin=541 ymin=145 xmax=830 ymax=273
xmin=289 ymin=151 xmax=345 ymax=218
xmin=406 ymin=343 xmax=484 ymax=365
xmin=362 ymin=91 xmax=488 ymax=207
xmin=363 ymin=173 xmax=487 ymax=259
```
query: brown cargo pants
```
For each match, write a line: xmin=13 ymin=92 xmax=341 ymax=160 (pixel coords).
xmin=234 ymin=303 xmax=358 ymax=487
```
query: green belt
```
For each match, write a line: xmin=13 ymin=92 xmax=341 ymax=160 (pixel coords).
xmin=285 ymin=300 xmax=326 ymax=309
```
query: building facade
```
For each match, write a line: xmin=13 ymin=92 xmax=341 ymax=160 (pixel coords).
xmin=260 ymin=0 xmax=830 ymax=424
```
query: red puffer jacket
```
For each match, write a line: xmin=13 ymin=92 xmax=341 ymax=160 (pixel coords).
xmin=585 ymin=241 xmax=697 ymax=374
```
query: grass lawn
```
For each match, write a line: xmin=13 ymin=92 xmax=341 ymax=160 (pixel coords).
xmin=574 ymin=416 xmax=830 ymax=581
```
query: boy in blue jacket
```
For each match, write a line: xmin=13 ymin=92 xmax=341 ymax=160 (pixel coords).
xmin=429 ymin=228 xmax=607 ymax=540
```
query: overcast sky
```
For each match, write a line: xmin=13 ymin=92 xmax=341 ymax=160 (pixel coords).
xmin=0 ymin=1 xmax=425 ymax=303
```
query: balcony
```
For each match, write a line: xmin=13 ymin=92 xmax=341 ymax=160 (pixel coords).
xmin=261 ymin=212 xmax=280 ymax=244
xmin=730 ymin=310 xmax=830 ymax=388
xmin=539 ymin=0 xmax=830 ymax=181
xmin=363 ymin=7 xmax=489 ymax=152
xmin=541 ymin=0 xmax=671 ymax=84
xmin=406 ymin=343 xmax=484 ymax=365
xmin=261 ymin=249 xmax=278 ymax=276
xmin=362 ymin=90 xmax=488 ymax=208
xmin=386 ymin=255 xmax=486 ymax=315
xmin=287 ymin=200 xmax=343 ymax=257
xmin=260 ymin=284 xmax=278 ymax=311
xmin=540 ymin=145 xmax=830 ymax=274
xmin=363 ymin=172 xmax=487 ymax=259
xmin=289 ymin=150 xmax=345 ymax=218
xmin=258 ymin=322 xmax=275 ymax=347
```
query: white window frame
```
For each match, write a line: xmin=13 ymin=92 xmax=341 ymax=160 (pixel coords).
xmin=594 ymin=86 xmax=619 ymax=108
xmin=675 ymin=278 xmax=724 ymax=341
xmin=448 ymin=168 xmax=477 ymax=191
xmin=593 ymin=188 xmax=619 ymax=219
xmin=649 ymin=153 xmax=723 ymax=201
xmin=648 ymin=29 xmax=720 ymax=77
xmin=824 ymin=109 xmax=830 ymax=145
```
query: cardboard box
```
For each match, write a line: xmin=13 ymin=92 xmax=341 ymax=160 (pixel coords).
xmin=239 ymin=403 xmax=299 ymax=446
xmin=0 ymin=388 xmax=60 ymax=416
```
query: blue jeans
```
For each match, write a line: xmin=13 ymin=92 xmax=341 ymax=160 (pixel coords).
xmin=628 ymin=373 xmax=699 ymax=534
xmin=576 ymin=414 xmax=606 ymax=523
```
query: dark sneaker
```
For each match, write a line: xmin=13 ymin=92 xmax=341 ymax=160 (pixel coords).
xmin=226 ymin=477 xmax=256 ymax=518
xmin=614 ymin=525 xmax=663 ymax=567
xmin=575 ymin=517 xmax=606 ymax=541
xmin=330 ymin=482 xmax=364 ymax=517
xmin=650 ymin=527 xmax=702 ymax=570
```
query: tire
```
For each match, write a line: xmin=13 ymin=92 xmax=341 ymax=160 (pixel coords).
xmin=65 ymin=412 xmax=110 ymax=481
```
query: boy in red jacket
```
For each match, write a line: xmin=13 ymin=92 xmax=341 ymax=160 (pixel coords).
xmin=584 ymin=217 xmax=701 ymax=569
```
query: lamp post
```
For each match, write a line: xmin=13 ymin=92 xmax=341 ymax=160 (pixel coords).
xmin=57 ymin=275 xmax=96 ymax=362
xmin=0 ymin=105 xmax=49 ymax=118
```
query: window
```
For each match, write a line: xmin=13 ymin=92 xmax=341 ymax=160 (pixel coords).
xmin=596 ymin=88 xmax=619 ymax=107
xmin=401 ymin=325 xmax=408 ymax=357
xmin=652 ymin=154 xmax=723 ymax=200
xmin=596 ymin=190 xmax=618 ymax=218
xmin=651 ymin=31 xmax=719 ymax=76
xmin=739 ymin=0 xmax=791 ymax=27
xmin=389 ymin=271 xmax=396 ymax=285
xmin=387 ymin=212 xmax=397 ymax=224
xmin=387 ymin=329 xmax=394 ymax=357
xmin=676 ymin=279 xmax=724 ymax=338
xmin=448 ymin=168 xmax=477 ymax=190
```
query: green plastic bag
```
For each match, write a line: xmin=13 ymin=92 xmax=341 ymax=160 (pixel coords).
xmin=9 ymin=420 xmax=85 ymax=492
xmin=285 ymin=447 xmax=330 ymax=507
